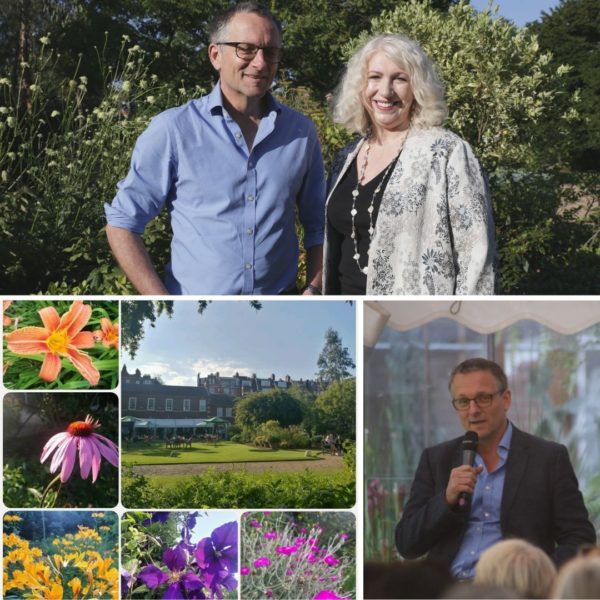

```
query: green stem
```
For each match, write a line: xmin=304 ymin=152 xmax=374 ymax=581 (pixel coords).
xmin=40 ymin=474 xmax=62 ymax=507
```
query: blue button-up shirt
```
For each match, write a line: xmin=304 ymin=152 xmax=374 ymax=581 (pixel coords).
xmin=451 ymin=422 xmax=513 ymax=579
xmin=105 ymin=84 xmax=325 ymax=294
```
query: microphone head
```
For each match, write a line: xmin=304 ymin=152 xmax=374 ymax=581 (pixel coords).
xmin=462 ymin=430 xmax=479 ymax=451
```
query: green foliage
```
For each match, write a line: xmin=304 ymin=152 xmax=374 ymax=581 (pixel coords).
xmin=121 ymin=465 xmax=355 ymax=509
xmin=0 ymin=37 xmax=208 ymax=294
xmin=234 ymin=389 xmax=305 ymax=431
xmin=313 ymin=379 xmax=356 ymax=440
xmin=530 ymin=0 xmax=600 ymax=171
xmin=316 ymin=328 xmax=356 ymax=385
xmin=273 ymin=0 xmax=457 ymax=95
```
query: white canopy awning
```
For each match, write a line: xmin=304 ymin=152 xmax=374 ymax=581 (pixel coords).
xmin=365 ymin=300 xmax=600 ymax=347
xmin=135 ymin=418 xmax=204 ymax=428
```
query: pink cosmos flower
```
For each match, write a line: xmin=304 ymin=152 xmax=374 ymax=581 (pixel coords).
xmin=40 ymin=415 xmax=119 ymax=482
xmin=324 ymin=555 xmax=340 ymax=566
xmin=276 ymin=545 xmax=298 ymax=555
xmin=240 ymin=567 xmax=250 ymax=576
xmin=263 ymin=531 xmax=277 ymax=540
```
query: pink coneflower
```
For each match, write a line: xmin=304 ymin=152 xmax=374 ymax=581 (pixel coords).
xmin=40 ymin=415 xmax=118 ymax=482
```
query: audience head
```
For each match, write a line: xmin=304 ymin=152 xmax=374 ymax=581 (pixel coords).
xmin=443 ymin=581 xmax=523 ymax=599
xmin=551 ymin=555 xmax=600 ymax=599
xmin=474 ymin=539 xmax=556 ymax=599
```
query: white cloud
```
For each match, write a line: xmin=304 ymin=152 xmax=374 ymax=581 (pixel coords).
xmin=191 ymin=358 xmax=254 ymax=377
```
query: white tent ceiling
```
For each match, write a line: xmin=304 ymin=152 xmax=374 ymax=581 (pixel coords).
xmin=364 ymin=300 xmax=600 ymax=347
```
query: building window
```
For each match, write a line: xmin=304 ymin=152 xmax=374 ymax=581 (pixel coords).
xmin=147 ymin=398 xmax=155 ymax=411
xmin=217 ymin=407 xmax=223 ymax=417
xmin=199 ymin=399 xmax=207 ymax=412
xmin=128 ymin=397 xmax=137 ymax=410
xmin=183 ymin=398 xmax=191 ymax=412
xmin=226 ymin=407 xmax=232 ymax=418
xmin=165 ymin=398 xmax=173 ymax=411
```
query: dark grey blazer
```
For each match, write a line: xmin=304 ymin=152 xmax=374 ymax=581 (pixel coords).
xmin=395 ymin=425 xmax=596 ymax=567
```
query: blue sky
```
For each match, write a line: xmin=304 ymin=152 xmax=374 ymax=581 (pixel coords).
xmin=125 ymin=300 xmax=356 ymax=385
xmin=470 ymin=0 xmax=561 ymax=27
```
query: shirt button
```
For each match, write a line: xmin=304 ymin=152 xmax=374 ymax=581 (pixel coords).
xmin=247 ymin=194 xmax=255 ymax=202
xmin=235 ymin=132 xmax=242 ymax=140
xmin=245 ymin=263 xmax=253 ymax=270
xmin=485 ymin=486 xmax=491 ymax=490
xmin=470 ymin=551 xmax=475 ymax=555
xmin=484 ymin=512 xmax=490 ymax=518
xmin=248 ymin=161 xmax=254 ymax=168
xmin=246 ymin=228 xmax=254 ymax=235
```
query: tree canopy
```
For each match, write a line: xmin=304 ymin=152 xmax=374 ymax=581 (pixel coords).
xmin=234 ymin=389 xmax=305 ymax=430
xmin=316 ymin=328 xmax=355 ymax=385
xmin=530 ymin=0 xmax=600 ymax=170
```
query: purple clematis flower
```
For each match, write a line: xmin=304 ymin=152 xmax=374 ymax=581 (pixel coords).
xmin=142 ymin=511 xmax=171 ymax=526
xmin=195 ymin=521 xmax=238 ymax=596
xmin=138 ymin=545 xmax=205 ymax=599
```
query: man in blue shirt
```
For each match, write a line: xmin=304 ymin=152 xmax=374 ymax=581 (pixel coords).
xmin=395 ymin=358 xmax=596 ymax=576
xmin=104 ymin=2 xmax=325 ymax=295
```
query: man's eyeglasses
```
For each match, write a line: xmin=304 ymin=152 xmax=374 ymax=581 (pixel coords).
xmin=219 ymin=42 xmax=282 ymax=64
xmin=451 ymin=390 xmax=504 ymax=411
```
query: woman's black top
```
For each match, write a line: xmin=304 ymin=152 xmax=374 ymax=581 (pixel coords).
xmin=327 ymin=156 xmax=398 ymax=294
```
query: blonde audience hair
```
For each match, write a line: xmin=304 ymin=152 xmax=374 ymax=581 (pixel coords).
xmin=551 ymin=555 xmax=600 ymax=599
xmin=333 ymin=34 xmax=448 ymax=136
xmin=474 ymin=539 xmax=557 ymax=599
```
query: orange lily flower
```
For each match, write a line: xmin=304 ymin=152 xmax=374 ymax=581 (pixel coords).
xmin=5 ymin=301 xmax=100 ymax=386
xmin=93 ymin=318 xmax=119 ymax=349
xmin=3 ymin=300 xmax=12 ymax=327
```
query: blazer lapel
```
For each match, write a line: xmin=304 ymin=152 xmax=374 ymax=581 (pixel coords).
xmin=501 ymin=426 xmax=529 ymax=524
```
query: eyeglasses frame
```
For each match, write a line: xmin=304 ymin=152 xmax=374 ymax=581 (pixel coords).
xmin=451 ymin=389 xmax=505 ymax=411
xmin=217 ymin=41 xmax=282 ymax=64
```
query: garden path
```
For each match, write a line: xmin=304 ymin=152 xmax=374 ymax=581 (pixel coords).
xmin=132 ymin=454 xmax=344 ymax=476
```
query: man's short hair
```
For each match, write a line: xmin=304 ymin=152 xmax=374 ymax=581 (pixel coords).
xmin=448 ymin=358 xmax=508 ymax=392
xmin=208 ymin=2 xmax=282 ymax=43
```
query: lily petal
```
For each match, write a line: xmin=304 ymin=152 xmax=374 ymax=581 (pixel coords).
xmin=40 ymin=352 xmax=62 ymax=382
xmin=60 ymin=300 xmax=92 ymax=338
xmin=39 ymin=306 xmax=61 ymax=331
xmin=70 ymin=331 xmax=95 ymax=349
xmin=66 ymin=348 xmax=100 ymax=386
xmin=6 ymin=327 xmax=49 ymax=354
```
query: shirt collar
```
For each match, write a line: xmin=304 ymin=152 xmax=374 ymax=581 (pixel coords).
xmin=497 ymin=420 xmax=513 ymax=460
xmin=208 ymin=82 xmax=282 ymax=116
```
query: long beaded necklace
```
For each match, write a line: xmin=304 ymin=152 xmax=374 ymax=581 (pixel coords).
xmin=350 ymin=132 xmax=409 ymax=274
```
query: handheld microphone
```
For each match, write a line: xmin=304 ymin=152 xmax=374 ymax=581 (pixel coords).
xmin=457 ymin=430 xmax=479 ymax=510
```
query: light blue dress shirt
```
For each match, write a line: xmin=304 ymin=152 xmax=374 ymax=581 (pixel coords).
xmin=451 ymin=422 xmax=513 ymax=580
xmin=105 ymin=84 xmax=325 ymax=294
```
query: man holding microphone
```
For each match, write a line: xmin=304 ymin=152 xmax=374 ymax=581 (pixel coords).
xmin=395 ymin=358 xmax=596 ymax=578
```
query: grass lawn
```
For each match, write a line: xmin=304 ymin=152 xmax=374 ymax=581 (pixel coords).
xmin=148 ymin=467 xmax=343 ymax=489
xmin=122 ymin=441 xmax=321 ymax=465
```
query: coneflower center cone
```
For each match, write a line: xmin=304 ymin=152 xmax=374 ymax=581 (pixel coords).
xmin=67 ymin=421 xmax=95 ymax=436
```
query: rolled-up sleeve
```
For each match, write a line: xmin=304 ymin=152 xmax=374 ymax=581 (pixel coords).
xmin=104 ymin=114 xmax=175 ymax=234
xmin=447 ymin=139 xmax=496 ymax=294
xmin=296 ymin=122 xmax=326 ymax=249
